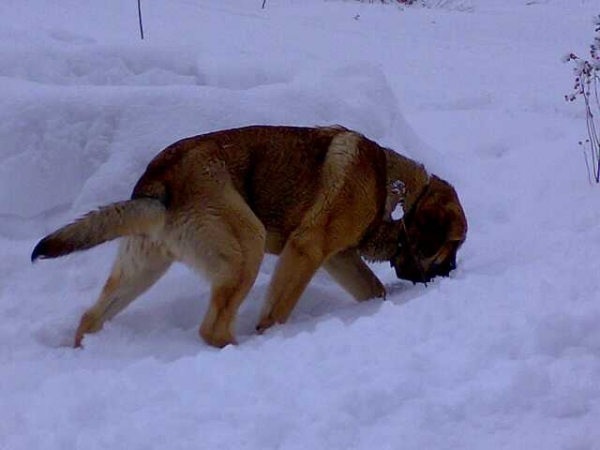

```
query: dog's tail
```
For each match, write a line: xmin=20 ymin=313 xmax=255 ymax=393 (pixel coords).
xmin=31 ymin=198 xmax=166 ymax=262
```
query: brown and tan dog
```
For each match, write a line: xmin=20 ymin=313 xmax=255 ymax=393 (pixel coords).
xmin=31 ymin=125 xmax=467 ymax=348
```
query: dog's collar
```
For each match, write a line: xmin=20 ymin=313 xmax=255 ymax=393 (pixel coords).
xmin=393 ymin=175 xmax=432 ymax=284
xmin=403 ymin=172 xmax=431 ymax=218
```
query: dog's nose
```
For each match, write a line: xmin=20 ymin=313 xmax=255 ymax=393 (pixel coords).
xmin=431 ymin=259 xmax=455 ymax=278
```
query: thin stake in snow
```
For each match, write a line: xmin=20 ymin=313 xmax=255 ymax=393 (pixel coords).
xmin=137 ymin=0 xmax=145 ymax=40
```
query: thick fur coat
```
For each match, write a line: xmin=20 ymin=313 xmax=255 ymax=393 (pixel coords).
xmin=32 ymin=125 xmax=467 ymax=348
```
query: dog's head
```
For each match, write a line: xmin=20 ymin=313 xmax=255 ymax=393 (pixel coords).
xmin=391 ymin=175 xmax=467 ymax=284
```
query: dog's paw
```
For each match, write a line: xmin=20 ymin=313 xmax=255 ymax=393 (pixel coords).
xmin=73 ymin=311 xmax=103 ymax=348
xmin=73 ymin=332 xmax=85 ymax=349
xmin=199 ymin=327 xmax=237 ymax=348
xmin=255 ymin=315 xmax=276 ymax=334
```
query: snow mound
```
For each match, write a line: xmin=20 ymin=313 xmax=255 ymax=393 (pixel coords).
xmin=0 ymin=53 xmax=403 ymax=227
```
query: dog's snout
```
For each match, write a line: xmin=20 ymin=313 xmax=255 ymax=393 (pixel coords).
xmin=447 ymin=258 xmax=457 ymax=272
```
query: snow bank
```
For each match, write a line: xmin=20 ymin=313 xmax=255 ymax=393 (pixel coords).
xmin=0 ymin=50 xmax=401 ymax=227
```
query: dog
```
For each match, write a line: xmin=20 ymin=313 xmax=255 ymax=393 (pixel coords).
xmin=31 ymin=125 xmax=467 ymax=348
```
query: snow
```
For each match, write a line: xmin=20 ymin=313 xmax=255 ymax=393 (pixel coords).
xmin=1 ymin=0 xmax=600 ymax=449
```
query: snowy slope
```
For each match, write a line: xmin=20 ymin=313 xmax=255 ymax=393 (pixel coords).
xmin=1 ymin=1 xmax=599 ymax=449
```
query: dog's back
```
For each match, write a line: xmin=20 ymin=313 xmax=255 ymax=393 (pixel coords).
xmin=132 ymin=126 xmax=388 ymax=243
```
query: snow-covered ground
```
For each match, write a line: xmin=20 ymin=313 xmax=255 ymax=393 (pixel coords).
xmin=1 ymin=0 xmax=599 ymax=448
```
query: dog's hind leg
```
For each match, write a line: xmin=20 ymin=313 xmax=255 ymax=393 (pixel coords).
xmin=323 ymin=248 xmax=386 ymax=301
xmin=197 ymin=197 xmax=266 ymax=347
xmin=74 ymin=237 xmax=172 ymax=347
xmin=168 ymin=175 xmax=267 ymax=347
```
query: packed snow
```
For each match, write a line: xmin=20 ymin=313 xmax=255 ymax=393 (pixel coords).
xmin=1 ymin=0 xmax=599 ymax=449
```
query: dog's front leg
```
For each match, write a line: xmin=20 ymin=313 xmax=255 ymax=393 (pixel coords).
xmin=323 ymin=248 xmax=386 ymax=301
xmin=256 ymin=231 xmax=325 ymax=333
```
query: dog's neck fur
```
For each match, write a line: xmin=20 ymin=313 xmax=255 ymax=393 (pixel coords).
xmin=383 ymin=148 xmax=430 ymax=214
xmin=358 ymin=148 xmax=430 ymax=262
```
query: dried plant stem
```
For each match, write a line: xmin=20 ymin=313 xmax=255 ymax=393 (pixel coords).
xmin=565 ymin=15 xmax=600 ymax=183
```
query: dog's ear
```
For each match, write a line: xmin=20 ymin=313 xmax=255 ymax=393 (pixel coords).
xmin=447 ymin=208 xmax=468 ymax=242
xmin=425 ymin=176 xmax=467 ymax=242
xmin=383 ymin=179 xmax=406 ymax=222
